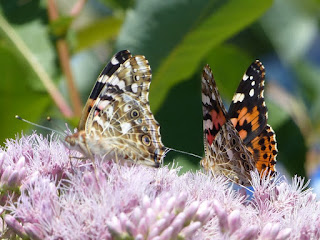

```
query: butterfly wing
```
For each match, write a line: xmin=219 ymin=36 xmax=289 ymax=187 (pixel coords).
xmin=85 ymin=53 xmax=166 ymax=166
xmin=78 ymin=50 xmax=132 ymax=130
xmin=201 ymin=65 xmax=255 ymax=185
xmin=202 ymin=64 xmax=228 ymax=147
xmin=228 ymin=60 xmax=277 ymax=176
xmin=228 ymin=60 xmax=267 ymax=145
xmin=246 ymin=124 xmax=277 ymax=176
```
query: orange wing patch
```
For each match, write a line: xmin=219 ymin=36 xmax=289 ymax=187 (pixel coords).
xmin=231 ymin=106 xmax=260 ymax=132
xmin=247 ymin=124 xmax=277 ymax=175
xmin=210 ymin=109 xmax=226 ymax=133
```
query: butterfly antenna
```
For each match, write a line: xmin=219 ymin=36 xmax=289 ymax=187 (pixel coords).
xmin=166 ymin=147 xmax=202 ymax=159
xmin=46 ymin=116 xmax=68 ymax=134
xmin=15 ymin=115 xmax=65 ymax=136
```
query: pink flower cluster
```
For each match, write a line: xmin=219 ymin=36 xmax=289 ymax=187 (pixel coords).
xmin=0 ymin=133 xmax=319 ymax=239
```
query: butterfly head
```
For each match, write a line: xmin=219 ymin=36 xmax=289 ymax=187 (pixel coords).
xmin=65 ymin=131 xmax=93 ymax=158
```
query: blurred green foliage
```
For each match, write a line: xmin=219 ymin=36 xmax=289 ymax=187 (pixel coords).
xmin=1 ymin=0 xmax=320 ymax=178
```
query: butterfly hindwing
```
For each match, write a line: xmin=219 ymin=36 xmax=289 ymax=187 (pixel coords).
xmin=228 ymin=60 xmax=267 ymax=145
xmin=247 ymin=124 xmax=277 ymax=176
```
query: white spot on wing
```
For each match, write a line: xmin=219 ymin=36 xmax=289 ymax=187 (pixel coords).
xmin=124 ymin=61 xmax=131 ymax=68
xmin=131 ymin=83 xmax=138 ymax=93
xmin=243 ymin=74 xmax=249 ymax=81
xmin=202 ymin=94 xmax=211 ymax=105
xmin=204 ymin=119 xmax=213 ymax=131
xmin=120 ymin=122 xmax=131 ymax=134
xmin=123 ymin=94 xmax=133 ymax=102
xmin=111 ymin=76 xmax=119 ymax=86
xmin=98 ymin=100 xmax=109 ymax=110
xmin=232 ymin=93 xmax=245 ymax=103
xmin=124 ymin=104 xmax=132 ymax=112
xmin=111 ymin=56 xmax=119 ymax=65
xmin=251 ymin=81 xmax=255 ymax=86
xmin=249 ymin=89 xmax=254 ymax=97
xmin=250 ymin=76 xmax=253 ymax=80
xmin=118 ymin=80 xmax=125 ymax=89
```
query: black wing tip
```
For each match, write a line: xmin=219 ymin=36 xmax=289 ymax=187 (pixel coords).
xmin=250 ymin=59 xmax=265 ymax=75
xmin=99 ymin=50 xmax=133 ymax=78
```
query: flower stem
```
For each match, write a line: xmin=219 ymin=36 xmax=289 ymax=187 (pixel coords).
xmin=47 ymin=0 xmax=83 ymax=117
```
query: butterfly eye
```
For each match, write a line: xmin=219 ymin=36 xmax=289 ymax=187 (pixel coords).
xmin=142 ymin=135 xmax=152 ymax=146
xmin=130 ymin=109 xmax=140 ymax=118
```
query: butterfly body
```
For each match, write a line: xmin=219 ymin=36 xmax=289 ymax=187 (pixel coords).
xmin=65 ymin=50 xmax=166 ymax=167
xmin=201 ymin=60 xmax=277 ymax=186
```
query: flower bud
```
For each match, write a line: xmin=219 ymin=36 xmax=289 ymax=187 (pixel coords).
xmin=24 ymin=223 xmax=45 ymax=240
xmin=228 ymin=210 xmax=241 ymax=234
xmin=180 ymin=221 xmax=202 ymax=238
xmin=4 ymin=215 xmax=27 ymax=238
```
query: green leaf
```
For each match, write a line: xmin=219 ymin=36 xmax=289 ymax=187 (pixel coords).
xmin=0 ymin=2 xmax=57 ymax=84
xmin=276 ymin=118 xmax=307 ymax=177
xmin=267 ymin=100 xmax=290 ymax=130
xmin=294 ymin=60 xmax=320 ymax=122
xmin=204 ymin=45 xmax=252 ymax=101
xmin=98 ymin=0 xmax=135 ymax=10
xmin=0 ymin=45 xmax=49 ymax=145
xmin=116 ymin=0 xmax=273 ymax=112
xmin=75 ymin=17 xmax=123 ymax=52
xmin=50 ymin=16 xmax=74 ymax=38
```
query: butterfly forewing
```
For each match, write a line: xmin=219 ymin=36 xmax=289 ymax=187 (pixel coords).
xmin=78 ymin=50 xmax=132 ymax=130
xmin=202 ymin=65 xmax=227 ymax=146
xmin=228 ymin=60 xmax=267 ymax=145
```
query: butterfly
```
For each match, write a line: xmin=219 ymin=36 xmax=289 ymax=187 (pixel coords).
xmin=201 ymin=60 xmax=277 ymax=186
xmin=65 ymin=50 xmax=167 ymax=167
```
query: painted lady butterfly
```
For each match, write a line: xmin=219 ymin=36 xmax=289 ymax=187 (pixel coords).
xmin=201 ymin=60 xmax=277 ymax=186
xmin=65 ymin=50 xmax=167 ymax=167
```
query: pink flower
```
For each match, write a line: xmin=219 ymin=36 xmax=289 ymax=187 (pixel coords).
xmin=0 ymin=133 xmax=320 ymax=239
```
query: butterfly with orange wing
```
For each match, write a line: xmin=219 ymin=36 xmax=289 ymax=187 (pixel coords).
xmin=201 ymin=60 xmax=277 ymax=186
